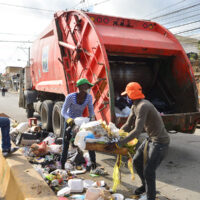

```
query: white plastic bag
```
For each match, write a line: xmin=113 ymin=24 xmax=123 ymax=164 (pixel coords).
xmin=74 ymin=117 xmax=90 ymax=126
xmin=10 ymin=122 xmax=29 ymax=134
xmin=42 ymin=136 xmax=55 ymax=145
xmin=48 ymin=144 xmax=62 ymax=154
xmin=74 ymin=131 xmax=91 ymax=150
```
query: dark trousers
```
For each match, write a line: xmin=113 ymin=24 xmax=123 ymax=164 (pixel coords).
xmin=0 ymin=117 xmax=11 ymax=151
xmin=133 ymin=139 xmax=169 ymax=200
xmin=60 ymin=124 xmax=96 ymax=168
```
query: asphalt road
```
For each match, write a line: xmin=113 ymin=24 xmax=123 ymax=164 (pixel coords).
xmin=1 ymin=92 xmax=200 ymax=200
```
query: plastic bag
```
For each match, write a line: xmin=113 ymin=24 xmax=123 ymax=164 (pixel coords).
xmin=74 ymin=117 xmax=90 ymax=126
xmin=42 ymin=136 xmax=55 ymax=145
xmin=48 ymin=144 xmax=62 ymax=154
xmin=10 ymin=122 xmax=29 ymax=134
xmin=30 ymin=142 xmax=48 ymax=156
xmin=80 ymin=121 xmax=107 ymax=137
xmin=74 ymin=131 xmax=91 ymax=150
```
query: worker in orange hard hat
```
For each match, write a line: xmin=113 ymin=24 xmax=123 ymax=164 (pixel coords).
xmin=106 ymin=82 xmax=170 ymax=200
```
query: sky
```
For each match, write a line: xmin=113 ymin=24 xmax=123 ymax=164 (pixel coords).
xmin=0 ymin=0 xmax=200 ymax=73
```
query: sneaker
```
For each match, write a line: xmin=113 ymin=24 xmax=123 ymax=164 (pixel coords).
xmin=138 ymin=194 xmax=147 ymax=200
xmin=2 ymin=147 xmax=19 ymax=158
xmin=134 ymin=185 xmax=146 ymax=195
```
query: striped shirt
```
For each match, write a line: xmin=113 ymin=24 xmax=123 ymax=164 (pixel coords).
xmin=61 ymin=92 xmax=95 ymax=120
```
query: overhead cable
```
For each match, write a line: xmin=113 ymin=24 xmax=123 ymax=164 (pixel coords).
xmin=168 ymin=19 xmax=200 ymax=29
xmin=162 ymin=13 xmax=200 ymax=26
xmin=150 ymin=2 xmax=200 ymax=20
xmin=143 ymin=0 xmax=186 ymax=18
xmin=156 ymin=7 xmax=200 ymax=22
xmin=0 ymin=40 xmax=32 ymax=43
xmin=175 ymin=27 xmax=200 ymax=34
xmin=0 ymin=2 xmax=55 ymax=12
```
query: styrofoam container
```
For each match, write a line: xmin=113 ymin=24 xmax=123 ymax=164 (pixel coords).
xmin=68 ymin=179 xmax=83 ymax=193
xmin=112 ymin=193 xmax=124 ymax=200
xmin=57 ymin=186 xmax=71 ymax=197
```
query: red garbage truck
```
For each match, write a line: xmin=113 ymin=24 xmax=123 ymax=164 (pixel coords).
xmin=19 ymin=10 xmax=200 ymax=137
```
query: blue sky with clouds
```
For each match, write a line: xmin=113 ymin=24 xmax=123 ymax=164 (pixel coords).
xmin=0 ymin=0 xmax=199 ymax=73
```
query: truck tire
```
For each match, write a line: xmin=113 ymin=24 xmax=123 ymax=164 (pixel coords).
xmin=41 ymin=100 xmax=54 ymax=131
xmin=52 ymin=101 xmax=64 ymax=137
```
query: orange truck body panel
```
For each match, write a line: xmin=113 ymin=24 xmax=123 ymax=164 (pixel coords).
xmin=30 ymin=10 xmax=199 ymax=133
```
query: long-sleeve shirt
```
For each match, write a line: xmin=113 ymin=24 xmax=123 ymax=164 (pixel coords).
xmin=119 ymin=99 xmax=170 ymax=146
xmin=61 ymin=92 xmax=95 ymax=120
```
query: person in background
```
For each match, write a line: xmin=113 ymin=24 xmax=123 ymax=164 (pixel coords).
xmin=106 ymin=82 xmax=170 ymax=200
xmin=2 ymin=87 xmax=6 ymax=97
xmin=60 ymin=78 xmax=96 ymax=170
xmin=0 ymin=114 xmax=19 ymax=157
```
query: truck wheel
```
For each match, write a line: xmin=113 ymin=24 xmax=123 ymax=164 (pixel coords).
xmin=52 ymin=101 xmax=64 ymax=137
xmin=41 ymin=100 xmax=54 ymax=131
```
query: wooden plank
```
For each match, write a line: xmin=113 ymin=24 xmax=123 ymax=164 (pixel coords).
xmin=85 ymin=143 xmax=128 ymax=156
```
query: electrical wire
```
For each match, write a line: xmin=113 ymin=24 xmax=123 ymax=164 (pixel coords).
xmin=175 ymin=27 xmax=200 ymax=34
xmin=0 ymin=32 xmax=36 ymax=36
xmin=71 ymin=0 xmax=85 ymax=9
xmin=143 ymin=0 xmax=186 ymax=18
xmin=0 ymin=2 xmax=55 ymax=12
xmin=168 ymin=19 xmax=200 ymax=29
xmin=0 ymin=40 xmax=32 ymax=43
xmin=162 ymin=13 xmax=200 ymax=26
xmin=80 ymin=0 xmax=110 ymax=10
xmin=150 ymin=2 xmax=200 ymax=20
xmin=156 ymin=7 xmax=200 ymax=22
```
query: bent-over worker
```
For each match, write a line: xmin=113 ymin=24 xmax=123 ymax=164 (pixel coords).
xmin=106 ymin=82 xmax=170 ymax=200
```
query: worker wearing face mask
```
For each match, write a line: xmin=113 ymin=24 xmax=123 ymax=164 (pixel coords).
xmin=60 ymin=78 xmax=96 ymax=170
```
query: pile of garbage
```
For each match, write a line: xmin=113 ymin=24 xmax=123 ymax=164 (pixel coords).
xmin=9 ymin=117 xmax=138 ymax=199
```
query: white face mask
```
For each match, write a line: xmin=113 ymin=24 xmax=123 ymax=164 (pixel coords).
xmin=86 ymin=88 xmax=91 ymax=94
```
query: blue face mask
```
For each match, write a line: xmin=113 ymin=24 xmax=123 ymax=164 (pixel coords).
xmin=126 ymin=96 xmax=133 ymax=106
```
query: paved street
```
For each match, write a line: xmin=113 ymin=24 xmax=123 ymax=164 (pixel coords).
xmin=1 ymin=92 xmax=200 ymax=199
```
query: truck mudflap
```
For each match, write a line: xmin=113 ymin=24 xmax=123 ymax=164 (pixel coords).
xmin=115 ymin=112 xmax=200 ymax=134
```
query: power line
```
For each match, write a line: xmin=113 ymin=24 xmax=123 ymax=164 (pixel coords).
xmin=168 ymin=19 xmax=200 ymax=29
xmin=162 ymin=13 xmax=200 ymax=26
xmin=156 ymin=7 xmax=200 ymax=22
xmin=0 ymin=32 xmax=36 ymax=36
xmin=0 ymin=2 xmax=55 ymax=13
xmin=143 ymin=0 xmax=186 ymax=18
xmin=175 ymin=27 xmax=200 ymax=34
xmin=80 ymin=0 xmax=111 ymax=10
xmin=0 ymin=40 xmax=32 ymax=43
xmin=71 ymin=0 xmax=85 ymax=9
xmin=150 ymin=2 xmax=200 ymax=20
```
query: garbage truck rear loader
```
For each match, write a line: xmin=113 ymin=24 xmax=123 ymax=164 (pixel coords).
xmin=19 ymin=10 xmax=200 ymax=137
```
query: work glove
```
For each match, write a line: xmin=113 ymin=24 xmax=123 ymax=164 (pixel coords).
xmin=66 ymin=118 xmax=74 ymax=127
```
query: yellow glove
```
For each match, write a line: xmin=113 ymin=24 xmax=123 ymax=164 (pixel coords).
xmin=66 ymin=118 xmax=74 ymax=127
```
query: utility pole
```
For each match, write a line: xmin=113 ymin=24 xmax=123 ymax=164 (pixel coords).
xmin=17 ymin=46 xmax=31 ymax=67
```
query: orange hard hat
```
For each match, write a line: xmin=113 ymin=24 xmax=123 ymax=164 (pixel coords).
xmin=121 ymin=82 xmax=145 ymax=100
